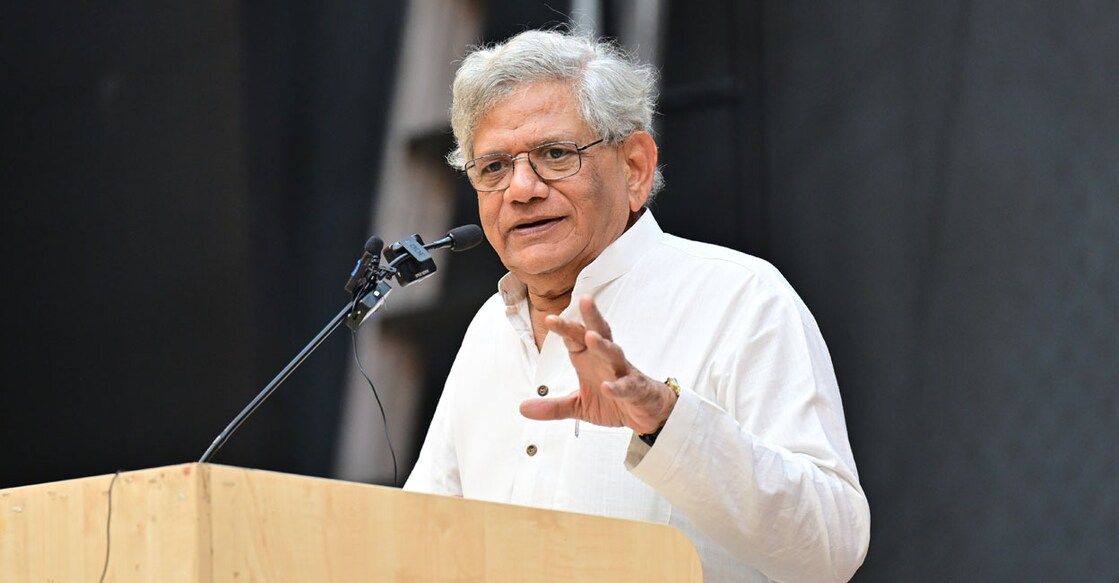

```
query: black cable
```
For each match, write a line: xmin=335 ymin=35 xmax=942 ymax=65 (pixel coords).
xmin=351 ymin=329 xmax=398 ymax=486
xmin=98 ymin=470 xmax=122 ymax=583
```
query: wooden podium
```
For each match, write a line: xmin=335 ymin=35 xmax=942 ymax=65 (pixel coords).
xmin=0 ymin=463 xmax=702 ymax=581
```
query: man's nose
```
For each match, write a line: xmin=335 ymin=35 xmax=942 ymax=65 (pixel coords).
xmin=505 ymin=156 xmax=547 ymax=202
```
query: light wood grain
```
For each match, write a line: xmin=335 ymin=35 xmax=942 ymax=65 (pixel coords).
xmin=1 ymin=464 xmax=206 ymax=582
xmin=1 ymin=464 xmax=702 ymax=582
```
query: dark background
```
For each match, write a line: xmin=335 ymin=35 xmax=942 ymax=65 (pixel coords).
xmin=3 ymin=1 xmax=1116 ymax=581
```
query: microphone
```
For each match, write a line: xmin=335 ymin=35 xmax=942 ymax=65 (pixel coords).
xmin=382 ymin=225 xmax=483 ymax=287
xmin=344 ymin=236 xmax=384 ymax=294
xmin=365 ymin=235 xmax=386 ymax=256
xmin=423 ymin=224 xmax=484 ymax=252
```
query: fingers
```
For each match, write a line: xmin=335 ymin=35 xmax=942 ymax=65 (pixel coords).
xmin=543 ymin=296 xmax=613 ymax=353
xmin=544 ymin=305 xmax=630 ymax=376
xmin=520 ymin=395 xmax=577 ymax=421
xmin=528 ymin=297 xmax=669 ymax=432
xmin=585 ymin=330 xmax=629 ymax=377
xmin=579 ymin=296 xmax=612 ymax=340
xmin=543 ymin=314 xmax=589 ymax=353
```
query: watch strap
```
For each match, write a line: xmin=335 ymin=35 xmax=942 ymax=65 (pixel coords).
xmin=637 ymin=377 xmax=681 ymax=447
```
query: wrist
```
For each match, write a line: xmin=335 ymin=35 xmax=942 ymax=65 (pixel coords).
xmin=638 ymin=377 xmax=681 ymax=446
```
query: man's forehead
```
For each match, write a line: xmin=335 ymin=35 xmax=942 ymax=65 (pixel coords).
xmin=472 ymin=81 xmax=590 ymax=155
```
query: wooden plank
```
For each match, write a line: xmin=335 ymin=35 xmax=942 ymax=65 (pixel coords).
xmin=2 ymin=464 xmax=702 ymax=582
xmin=205 ymin=464 xmax=702 ymax=582
xmin=1 ymin=464 xmax=207 ymax=582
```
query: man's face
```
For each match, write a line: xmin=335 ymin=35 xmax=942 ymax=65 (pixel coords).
xmin=471 ymin=81 xmax=644 ymax=288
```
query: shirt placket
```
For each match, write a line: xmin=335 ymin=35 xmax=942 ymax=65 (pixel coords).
xmin=509 ymin=328 xmax=580 ymax=507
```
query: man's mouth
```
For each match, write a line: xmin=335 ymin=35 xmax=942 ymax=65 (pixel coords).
xmin=513 ymin=217 xmax=562 ymax=232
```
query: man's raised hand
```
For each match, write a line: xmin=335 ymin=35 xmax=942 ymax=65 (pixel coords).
xmin=519 ymin=296 xmax=677 ymax=434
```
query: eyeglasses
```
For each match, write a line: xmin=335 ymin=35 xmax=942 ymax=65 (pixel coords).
xmin=464 ymin=139 xmax=605 ymax=192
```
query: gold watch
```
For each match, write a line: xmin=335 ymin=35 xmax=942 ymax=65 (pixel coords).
xmin=638 ymin=378 xmax=681 ymax=447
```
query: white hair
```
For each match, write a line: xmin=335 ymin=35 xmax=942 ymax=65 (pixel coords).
xmin=448 ymin=29 xmax=665 ymax=199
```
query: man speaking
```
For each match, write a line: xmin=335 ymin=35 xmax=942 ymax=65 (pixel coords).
xmin=404 ymin=29 xmax=870 ymax=582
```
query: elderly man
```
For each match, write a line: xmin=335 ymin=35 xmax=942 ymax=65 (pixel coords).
xmin=404 ymin=29 xmax=870 ymax=582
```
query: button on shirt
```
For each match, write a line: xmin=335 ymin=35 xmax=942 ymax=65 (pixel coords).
xmin=405 ymin=213 xmax=870 ymax=582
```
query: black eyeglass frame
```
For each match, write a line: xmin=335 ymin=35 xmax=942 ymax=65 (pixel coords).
xmin=463 ymin=138 xmax=606 ymax=192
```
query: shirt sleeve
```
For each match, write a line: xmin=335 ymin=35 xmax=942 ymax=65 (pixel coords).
xmin=625 ymin=284 xmax=871 ymax=583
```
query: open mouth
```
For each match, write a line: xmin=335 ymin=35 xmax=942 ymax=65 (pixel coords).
xmin=514 ymin=217 xmax=561 ymax=231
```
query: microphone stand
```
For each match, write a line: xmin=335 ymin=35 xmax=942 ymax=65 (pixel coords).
xmin=197 ymin=224 xmax=482 ymax=464
xmin=198 ymin=279 xmax=392 ymax=463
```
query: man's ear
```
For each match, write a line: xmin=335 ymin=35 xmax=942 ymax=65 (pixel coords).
xmin=622 ymin=131 xmax=658 ymax=212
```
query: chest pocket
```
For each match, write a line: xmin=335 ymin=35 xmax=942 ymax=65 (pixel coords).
xmin=551 ymin=424 xmax=672 ymax=524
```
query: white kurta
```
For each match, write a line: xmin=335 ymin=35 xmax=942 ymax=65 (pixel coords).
xmin=405 ymin=212 xmax=870 ymax=582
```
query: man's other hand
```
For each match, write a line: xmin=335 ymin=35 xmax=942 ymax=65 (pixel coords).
xmin=519 ymin=296 xmax=678 ymax=434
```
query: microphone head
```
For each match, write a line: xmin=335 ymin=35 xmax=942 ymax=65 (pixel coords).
xmin=447 ymin=224 xmax=484 ymax=251
xmin=364 ymin=235 xmax=384 ymax=255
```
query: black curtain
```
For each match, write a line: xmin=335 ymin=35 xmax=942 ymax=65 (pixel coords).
xmin=0 ymin=1 xmax=404 ymax=487
xmin=656 ymin=1 xmax=1119 ymax=580
xmin=237 ymin=0 xmax=406 ymax=476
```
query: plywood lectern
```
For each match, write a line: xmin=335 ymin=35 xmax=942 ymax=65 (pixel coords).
xmin=1 ymin=463 xmax=702 ymax=581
